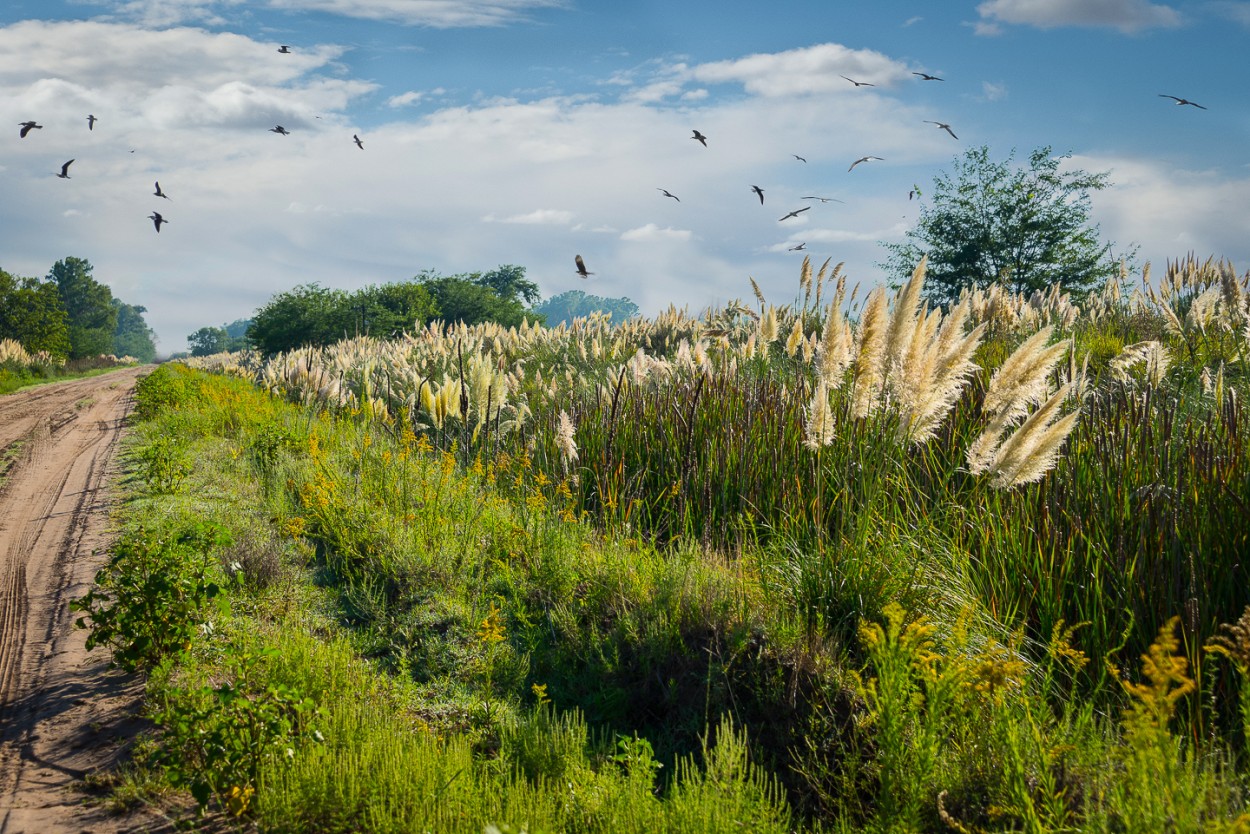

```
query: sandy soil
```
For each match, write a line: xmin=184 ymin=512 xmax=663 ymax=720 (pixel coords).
xmin=0 ymin=368 xmax=176 ymax=833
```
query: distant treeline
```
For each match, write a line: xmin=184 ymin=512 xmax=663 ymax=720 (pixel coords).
xmin=0 ymin=257 xmax=157 ymax=363
xmin=189 ymin=266 xmax=639 ymax=356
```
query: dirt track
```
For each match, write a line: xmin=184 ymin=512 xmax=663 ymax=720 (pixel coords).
xmin=0 ymin=368 xmax=172 ymax=833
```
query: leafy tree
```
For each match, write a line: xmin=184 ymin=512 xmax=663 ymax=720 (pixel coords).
xmin=338 ymin=282 xmax=438 ymax=339
xmin=0 ymin=268 xmax=71 ymax=357
xmin=222 ymin=319 xmax=252 ymax=350
xmin=534 ymin=290 xmax=639 ymax=326
xmin=188 ymin=326 xmax=231 ymax=357
xmin=417 ymin=273 xmax=539 ymax=329
xmin=247 ymin=283 xmax=348 ymax=355
xmin=50 ymin=257 xmax=118 ymax=358
xmin=113 ymin=301 xmax=157 ymax=362
xmin=881 ymin=146 xmax=1124 ymax=306
xmin=471 ymin=264 xmax=541 ymax=306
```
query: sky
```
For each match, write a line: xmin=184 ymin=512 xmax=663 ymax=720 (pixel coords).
xmin=1 ymin=0 xmax=1247 ymax=353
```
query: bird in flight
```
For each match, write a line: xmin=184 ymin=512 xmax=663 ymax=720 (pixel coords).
xmin=353 ymin=134 xmax=364 ymax=149
xmin=793 ymin=154 xmax=807 ymax=163
xmin=149 ymin=211 xmax=168 ymax=233
xmin=751 ymin=185 xmax=765 ymax=204
xmin=87 ymin=114 xmax=97 ymax=130
xmin=848 ymin=155 xmax=884 ymax=172
xmin=657 ymin=188 xmax=680 ymax=201
xmin=912 ymin=72 xmax=943 ymax=81
xmin=19 ymin=121 xmax=41 ymax=138
xmin=278 ymin=45 xmax=292 ymax=53
xmin=925 ymin=120 xmax=958 ymax=139
xmin=271 ymin=125 xmax=291 ymax=135
xmin=788 ymin=242 xmax=807 ymax=251
xmin=56 ymin=159 xmax=74 ymax=179
xmin=841 ymin=75 xmax=874 ymax=87
xmin=575 ymin=255 xmax=593 ymax=278
xmin=779 ymin=206 xmax=811 ymax=222
xmin=802 ymin=196 xmax=844 ymax=203
xmin=154 ymin=181 xmax=170 ymax=199
xmin=1159 ymin=94 xmax=1206 ymax=109
xmin=691 ymin=129 xmax=708 ymax=147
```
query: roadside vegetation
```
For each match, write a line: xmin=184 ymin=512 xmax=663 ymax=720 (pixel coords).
xmin=80 ymin=253 xmax=1250 ymax=831
xmin=0 ymin=337 xmax=140 ymax=395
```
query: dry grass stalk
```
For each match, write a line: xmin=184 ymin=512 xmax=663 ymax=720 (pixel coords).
xmin=981 ymin=327 xmax=1069 ymax=423
xmin=818 ymin=301 xmax=852 ymax=388
xmin=972 ymin=383 xmax=1079 ymax=488
xmin=556 ymin=410 xmax=578 ymax=472
xmin=803 ymin=380 xmax=836 ymax=450
xmin=851 ymin=287 xmax=889 ymax=419
xmin=1110 ymin=341 xmax=1171 ymax=386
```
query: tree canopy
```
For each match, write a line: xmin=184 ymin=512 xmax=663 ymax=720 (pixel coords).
xmin=0 ymin=268 xmax=71 ymax=357
xmin=534 ymin=290 xmax=639 ymax=326
xmin=51 ymin=257 xmax=118 ymax=358
xmin=881 ymin=146 xmax=1125 ymax=306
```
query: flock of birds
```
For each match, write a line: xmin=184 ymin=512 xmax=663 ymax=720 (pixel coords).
xmin=14 ymin=43 xmax=1209 ymax=285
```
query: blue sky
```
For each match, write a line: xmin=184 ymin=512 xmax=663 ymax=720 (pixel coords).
xmin=2 ymin=0 xmax=1247 ymax=352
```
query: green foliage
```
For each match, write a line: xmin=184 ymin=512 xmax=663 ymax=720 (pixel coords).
xmin=50 ymin=256 xmax=119 ymax=358
xmin=187 ymin=325 xmax=231 ymax=356
xmin=534 ymin=289 xmax=640 ymax=326
xmin=71 ymin=523 xmax=230 ymax=672
xmin=112 ymin=299 xmax=157 ymax=362
xmin=135 ymin=434 xmax=193 ymax=492
xmin=132 ymin=365 xmax=194 ymax=421
xmin=417 ymin=271 xmax=539 ymax=328
xmin=150 ymin=645 xmax=321 ymax=814
xmin=248 ymin=283 xmax=348 ymax=354
xmin=882 ymin=146 xmax=1124 ymax=305
xmin=0 ymin=268 xmax=71 ymax=357
xmin=473 ymin=264 xmax=541 ymax=306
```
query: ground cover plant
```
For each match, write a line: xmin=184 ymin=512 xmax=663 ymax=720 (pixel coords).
xmin=85 ymin=254 xmax=1250 ymax=831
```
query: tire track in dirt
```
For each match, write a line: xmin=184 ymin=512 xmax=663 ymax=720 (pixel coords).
xmin=0 ymin=367 xmax=173 ymax=833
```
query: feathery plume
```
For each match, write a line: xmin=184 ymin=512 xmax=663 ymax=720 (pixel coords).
xmin=556 ymin=410 xmax=578 ymax=472
xmin=750 ymin=276 xmax=766 ymax=308
xmin=982 ymin=327 xmax=1069 ymax=423
xmin=785 ymin=316 xmax=804 ymax=357
xmin=851 ymin=287 xmax=889 ymax=419
xmin=803 ymin=381 xmax=836 ymax=450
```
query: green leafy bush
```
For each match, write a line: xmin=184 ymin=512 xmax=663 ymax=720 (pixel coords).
xmin=72 ymin=523 xmax=230 ymax=672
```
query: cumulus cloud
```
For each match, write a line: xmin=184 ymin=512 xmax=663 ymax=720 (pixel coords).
xmin=387 ymin=88 xmax=445 ymax=108
xmin=976 ymin=0 xmax=1182 ymax=32
xmin=484 ymin=209 xmax=575 ymax=225
xmin=690 ymin=43 xmax=912 ymax=97
xmin=620 ymin=224 xmax=692 ymax=242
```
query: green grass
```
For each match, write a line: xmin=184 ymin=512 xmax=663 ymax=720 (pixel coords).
xmin=83 ymin=286 xmax=1250 ymax=832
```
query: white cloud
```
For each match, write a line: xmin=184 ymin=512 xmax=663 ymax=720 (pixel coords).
xmin=976 ymin=0 xmax=1181 ymax=32
xmin=387 ymin=88 xmax=445 ymax=108
xmin=980 ymin=81 xmax=1009 ymax=101
xmin=902 ymin=16 xmax=923 ymax=26
xmin=691 ymin=43 xmax=912 ymax=97
xmin=1074 ymin=155 xmax=1250 ymax=269
xmin=1206 ymin=1 xmax=1250 ymax=25
xmin=620 ymin=224 xmax=692 ymax=242
xmin=485 ymin=209 xmax=575 ymax=225
xmin=265 ymin=0 xmax=565 ymax=26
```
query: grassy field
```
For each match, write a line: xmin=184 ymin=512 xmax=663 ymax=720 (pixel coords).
xmin=80 ymin=255 xmax=1250 ymax=831
xmin=0 ymin=338 xmax=142 ymax=394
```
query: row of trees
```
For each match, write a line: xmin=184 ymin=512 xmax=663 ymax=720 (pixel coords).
xmin=0 ymin=257 xmax=157 ymax=362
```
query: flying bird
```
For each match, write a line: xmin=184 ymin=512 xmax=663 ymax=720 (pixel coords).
xmin=657 ymin=188 xmax=680 ymax=201
xmin=154 ymin=181 xmax=170 ymax=199
xmin=270 ymin=125 xmax=291 ymax=135
xmin=278 ymin=45 xmax=292 ymax=53
xmin=924 ymin=120 xmax=958 ymax=139
xmin=793 ymin=154 xmax=807 ymax=163
xmin=840 ymin=75 xmax=874 ymax=88
xmin=912 ymin=72 xmax=944 ymax=81
xmin=787 ymin=242 xmax=807 ymax=251
xmin=848 ymin=155 xmax=884 ymax=172
xmin=19 ymin=121 xmax=41 ymax=138
xmin=751 ymin=185 xmax=765 ymax=204
xmin=1159 ymin=94 xmax=1206 ymax=109
xmin=778 ymin=206 xmax=811 ymax=222
xmin=87 ymin=114 xmax=97 ymax=130
xmin=691 ymin=129 xmax=707 ymax=147
xmin=575 ymin=255 xmax=593 ymax=278
xmin=148 ymin=211 xmax=168 ymax=232
xmin=56 ymin=159 xmax=74 ymax=179
xmin=353 ymin=134 xmax=364 ymax=149
xmin=802 ymin=196 xmax=844 ymax=203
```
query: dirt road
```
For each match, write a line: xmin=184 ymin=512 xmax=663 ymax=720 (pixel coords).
xmin=0 ymin=368 xmax=171 ymax=833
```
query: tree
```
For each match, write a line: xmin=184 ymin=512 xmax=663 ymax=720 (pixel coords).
xmin=881 ymin=146 xmax=1124 ymax=306
xmin=0 ymin=268 xmax=71 ymax=357
xmin=247 ymin=283 xmax=347 ymax=355
xmin=471 ymin=265 xmax=541 ymax=306
xmin=534 ymin=290 xmax=639 ymax=326
xmin=338 ymin=282 xmax=438 ymax=339
xmin=417 ymin=274 xmax=538 ymax=329
xmin=113 ymin=301 xmax=157 ymax=362
xmin=188 ymin=326 xmax=230 ymax=357
xmin=50 ymin=257 xmax=118 ymax=358
xmin=222 ymin=319 xmax=252 ymax=351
